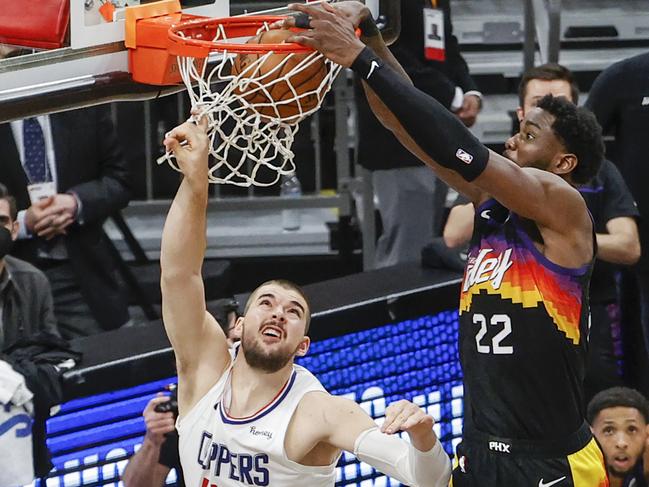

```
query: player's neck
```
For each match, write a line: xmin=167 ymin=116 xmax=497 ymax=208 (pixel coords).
xmin=228 ymin=355 xmax=294 ymax=417
xmin=607 ymin=472 xmax=624 ymax=487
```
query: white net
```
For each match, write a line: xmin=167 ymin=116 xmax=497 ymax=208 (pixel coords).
xmin=157 ymin=21 xmax=343 ymax=187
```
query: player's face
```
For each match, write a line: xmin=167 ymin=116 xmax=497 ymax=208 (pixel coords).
xmin=504 ymin=108 xmax=566 ymax=172
xmin=591 ymin=407 xmax=648 ymax=478
xmin=240 ymin=284 xmax=310 ymax=373
xmin=518 ymin=79 xmax=574 ymax=121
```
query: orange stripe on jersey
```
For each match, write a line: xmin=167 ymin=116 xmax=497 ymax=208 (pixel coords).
xmin=460 ymin=241 xmax=585 ymax=344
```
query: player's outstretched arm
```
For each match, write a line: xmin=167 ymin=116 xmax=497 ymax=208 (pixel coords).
xmin=160 ymin=117 xmax=230 ymax=415
xmin=284 ymin=2 xmax=484 ymax=202
xmin=301 ymin=393 xmax=451 ymax=487
xmin=288 ymin=3 xmax=594 ymax=247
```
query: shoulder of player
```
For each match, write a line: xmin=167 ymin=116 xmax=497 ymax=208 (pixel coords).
xmin=295 ymin=392 xmax=363 ymax=427
xmin=523 ymin=167 xmax=585 ymax=201
xmin=523 ymin=168 xmax=592 ymax=230
xmin=295 ymin=390 xmax=334 ymax=418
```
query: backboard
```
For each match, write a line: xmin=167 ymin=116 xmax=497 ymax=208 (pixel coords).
xmin=72 ymin=0 xmax=229 ymax=49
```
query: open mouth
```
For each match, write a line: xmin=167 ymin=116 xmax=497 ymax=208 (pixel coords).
xmin=612 ymin=455 xmax=632 ymax=470
xmin=260 ymin=325 xmax=283 ymax=340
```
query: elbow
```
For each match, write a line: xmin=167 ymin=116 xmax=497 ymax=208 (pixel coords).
xmin=160 ymin=267 xmax=201 ymax=291
xmin=615 ymin=237 xmax=641 ymax=266
xmin=443 ymin=230 xmax=468 ymax=249
xmin=626 ymin=241 xmax=642 ymax=266
xmin=443 ymin=224 xmax=471 ymax=249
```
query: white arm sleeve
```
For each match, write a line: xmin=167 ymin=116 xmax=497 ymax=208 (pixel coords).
xmin=353 ymin=427 xmax=451 ymax=487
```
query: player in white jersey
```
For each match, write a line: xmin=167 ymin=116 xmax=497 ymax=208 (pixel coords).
xmin=160 ymin=113 xmax=451 ymax=487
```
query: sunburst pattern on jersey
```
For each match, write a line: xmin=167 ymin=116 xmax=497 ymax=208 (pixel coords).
xmin=459 ymin=236 xmax=584 ymax=344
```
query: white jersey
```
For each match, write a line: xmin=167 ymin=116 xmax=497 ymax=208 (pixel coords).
xmin=178 ymin=360 xmax=338 ymax=487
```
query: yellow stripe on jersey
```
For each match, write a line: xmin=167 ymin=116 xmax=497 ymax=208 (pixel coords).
xmin=567 ymin=439 xmax=609 ymax=487
xmin=460 ymin=280 xmax=581 ymax=344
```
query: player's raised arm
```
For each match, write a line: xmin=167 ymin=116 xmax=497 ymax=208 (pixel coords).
xmin=160 ymin=117 xmax=230 ymax=415
xmin=297 ymin=393 xmax=451 ymax=487
xmin=282 ymin=2 xmax=483 ymax=203
xmin=287 ymin=3 xmax=602 ymax=246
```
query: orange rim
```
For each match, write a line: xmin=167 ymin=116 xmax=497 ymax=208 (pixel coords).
xmin=168 ymin=15 xmax=316 ymax=57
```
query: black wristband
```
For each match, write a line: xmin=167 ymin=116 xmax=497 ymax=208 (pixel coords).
xmin=351 ymin=48 xmax=489 ymax=182
xmin=351 ymin=47 xmax=384 ymax=80
xmin=359 ymin=15 xmax=380 ymax=38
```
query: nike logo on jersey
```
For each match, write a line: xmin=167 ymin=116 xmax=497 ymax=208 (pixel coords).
xmin=538 ymin=476 xmax=566 ymax=487
xmin=463 ymin=248 xmax=513 ymax=292
xmin=480 ymin=209 xmax=491 ymax=220
xmin=367 ymin=60 xmax=380 ymax=79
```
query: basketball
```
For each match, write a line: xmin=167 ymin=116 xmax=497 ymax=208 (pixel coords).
xmin=231 ymin=29 xmax=329 ymax=119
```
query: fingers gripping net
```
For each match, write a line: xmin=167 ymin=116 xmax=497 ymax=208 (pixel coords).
xmin=159 ymin=21 xmax=343 ymax=187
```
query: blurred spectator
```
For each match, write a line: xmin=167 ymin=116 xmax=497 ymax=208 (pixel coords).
xmin=586 ymin=53 xmax=649 ymax=395
xmin=0 ymin=183 xmax=60 ymax=351
xmin=588 ymin=387 xmax=649 ymax=487
xmin=442 ymin=64 xmax=640 ymax=400
xmin=0 ymin=183 xmax=75 ymax=482
xmin=122 ymin=299 xmax=240 ymax=487
xmin=0 ymin=360 xmax=34 ymax=486
xmin=122 ymin=391 xmax=182 ymax=487
xmin=207 ymin=297 xmax=242 ymax=347
xmin=355 ymin=0 xmax=481 ymax=268
xmin=0 ymin=106 xmax=132 ymax=339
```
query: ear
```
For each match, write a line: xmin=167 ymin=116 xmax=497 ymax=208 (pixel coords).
xmin=554 ymin=152 xmax=578 ymax=177
xmin=295 ymin=336 xmax=311 ymax=357
xmin=516 ymin=107 xmax=524 ymax=122
xmin=232 ymin=316 xmax=244 ymax=334
xmin=10 ymin=220 xmax=18 ymax=240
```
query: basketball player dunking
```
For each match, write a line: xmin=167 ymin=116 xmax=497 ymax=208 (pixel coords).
xmin=280 ymin=2 xmax=610 ymax=486
xmin=160 ymin=114 xmax=451 ymax=487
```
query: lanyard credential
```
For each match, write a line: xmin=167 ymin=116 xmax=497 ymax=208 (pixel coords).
xmin=423 ymin=0 xmax=445 ymax=61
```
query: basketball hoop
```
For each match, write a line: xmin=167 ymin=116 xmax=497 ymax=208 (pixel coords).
xmin=128 ymin=5 xmax=343 ymax=187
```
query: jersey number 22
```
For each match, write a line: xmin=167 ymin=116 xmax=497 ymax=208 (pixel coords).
xmin=473 ymin=313 xmax=514 ymax=354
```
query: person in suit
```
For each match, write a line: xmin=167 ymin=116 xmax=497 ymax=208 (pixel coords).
xmin=0 ymin=182 xmax=60 ymax=351
xmin=0 ymin=105 xmax=131 ymax=338
xmin=355 ymin=0 xmax=481 ymax=268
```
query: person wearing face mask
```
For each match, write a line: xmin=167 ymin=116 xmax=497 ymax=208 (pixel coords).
xmin=0 ymin=182 xmax=59 ymax=351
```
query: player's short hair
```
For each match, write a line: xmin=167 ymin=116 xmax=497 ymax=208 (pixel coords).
xmin=536 ymin=94 xmax=604 ymax=184
xmin=519 ymin=63 xmax=580 ymax=106
xmin=0 ymin=183 xmax=17 ymax=221
xmin=244 ymin=279 xmax=312 ymax=334
xmin=587 ymin=387 xmax=649 ymax=424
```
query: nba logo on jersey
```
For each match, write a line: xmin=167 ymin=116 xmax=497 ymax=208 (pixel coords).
xmin=456 ymin=148 xmax=474 ymax=164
